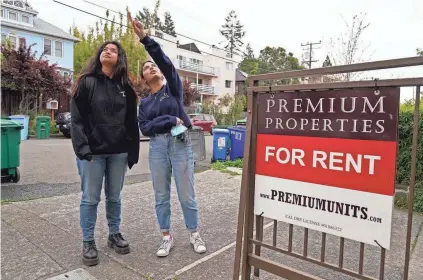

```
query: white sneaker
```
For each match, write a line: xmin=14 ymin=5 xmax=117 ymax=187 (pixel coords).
xmin=190 ymin=232 xmax=206 ymax=254
xmin=156 ymin=235 xmax=174 ymax=257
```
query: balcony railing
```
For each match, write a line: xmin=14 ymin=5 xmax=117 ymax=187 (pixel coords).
xmin=190 ymin=83 xmax=216 ymax=95
xmin=175 ymin=60 xmax=218 ymax=76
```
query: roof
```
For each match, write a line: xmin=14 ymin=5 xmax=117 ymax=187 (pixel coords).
xmin=178 ymin=43 xmax=202 ymax=54
xmin=2 ymin=0 xmax=38 ymax=15
xmin=236 ymin=68 xmax=248 ymax=82
xmin=1 ymin=18 xmax=80 ymax=42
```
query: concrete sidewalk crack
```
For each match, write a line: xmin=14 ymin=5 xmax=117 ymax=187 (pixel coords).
xmin=411 ymin=218 xmax=423 ymax=255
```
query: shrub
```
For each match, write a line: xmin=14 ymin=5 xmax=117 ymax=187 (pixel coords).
xmin=396 ymin=107 xmax=423 ymax=186
xmin=201 ymin=94 xmax=246 ymax=125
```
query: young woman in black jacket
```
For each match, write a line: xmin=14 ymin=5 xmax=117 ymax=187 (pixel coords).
xmin=71 ymin=41 xmax=140 ymax=266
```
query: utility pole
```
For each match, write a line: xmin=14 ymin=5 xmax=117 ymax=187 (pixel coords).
xmin=301 ymin=41 xmax=321 ymax=69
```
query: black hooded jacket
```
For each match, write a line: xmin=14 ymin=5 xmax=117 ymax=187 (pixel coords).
xmin=70 ymin=71 xmax=140 ymax=169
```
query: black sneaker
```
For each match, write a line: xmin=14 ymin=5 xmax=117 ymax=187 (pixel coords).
xmin=82 ymin=240 xmax=99 ymax=266
xmin=107 ymin=233 xmax=130 ymax=254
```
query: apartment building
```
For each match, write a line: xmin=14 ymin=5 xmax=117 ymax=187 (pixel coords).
xmin=144 ymin=29 xmax=242 ymax=103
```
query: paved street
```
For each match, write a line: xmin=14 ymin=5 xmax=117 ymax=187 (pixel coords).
xmin=1 ymin=170 xmax=423 ymax=280
xmin=1 ymin=135 xmax=214 ymax=202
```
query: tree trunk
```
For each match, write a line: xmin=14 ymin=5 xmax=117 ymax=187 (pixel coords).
xmin=39 ymin=93 xmax=43 ymax=113
xmin=35 ymin=92 xmax=38 ymax=115
xmin=18 ymin=87 xmax=25 ymax=112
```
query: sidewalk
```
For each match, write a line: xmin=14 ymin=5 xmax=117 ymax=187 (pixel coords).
xmin=1 ymin=170 xmax=423 ymax=280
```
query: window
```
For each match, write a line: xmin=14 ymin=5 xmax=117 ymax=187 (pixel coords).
xmin=226 ymin=62 xmax=233 ymax=70
xmin=1 ymin=9 xmax=4 ymax=18
xmin=9 ymin=35 xmax=17 ymax=49
xmin=22 ymin=14 xmax=30 ymax=23
xmin=64 ymin=72 xmax=69 ymax=79
xmin=193 ymin=115 xmax=204 ymax=121
xmin=44 ymin=38 xmax=52 ymax=55
xmin=204 ymin=115 xmax=212 ymax=121
xmin=9 ymin=12 xmax=17 ymax=20
xmin=190 ymin=58 xmax=203 ymax=65
xmin=14 ymin=1 xmax=24 ymax=8
xmin=225 ymin=80 xmax=232 ymax=88
xmin=1 ymin=34 xmax=7 ymax=44
xmin=19 ymin=37 xmax=25 ymax=48
xmin=55 ymin=41 xmax=63 ymax=57
xmin=177 ymin=55 xmax=186 ymax=61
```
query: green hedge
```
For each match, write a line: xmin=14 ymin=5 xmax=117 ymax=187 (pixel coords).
xmin=396 ymin=105 xmax=423 ymax=212
xmin=396 ymin=108 xmax=423 ymax=186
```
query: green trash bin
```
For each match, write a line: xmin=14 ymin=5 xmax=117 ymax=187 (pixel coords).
xmin=35 ymin=116 xmax=51 ymax=139
xmin=1 ymin=119 xmax=23 ymax=183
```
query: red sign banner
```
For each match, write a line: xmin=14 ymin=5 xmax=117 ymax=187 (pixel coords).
xmin=253 ymin=87 xmax=399 ymax=249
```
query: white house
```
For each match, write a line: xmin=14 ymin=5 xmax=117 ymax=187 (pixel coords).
xmin=145 ymin=29 xmax=242 ymax=103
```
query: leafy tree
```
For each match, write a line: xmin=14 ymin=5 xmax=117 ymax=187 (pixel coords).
xmin=256 ymin=46 xmax=303 ymax=85
xmin=220 ymin=10 xmax=245 ymax=57
xmin=258 ymin=46 xmax=302 ymax=73
xmin=244 ymin=43 xmax=254 ymax=58
xmin=239 ymin=58 xmax=259 ymax=75
xmin=182 ymin=80 xmax=199 ymax=106
xmin=239 ymin=45 xmax=303 ymax=82
xmin=71 ymin=8 xmax=147 ymax=77
xmin=152 ymin=0 xmax=162 ymax=30
xmin=201 ymin=94 xmax=246 ymax=125
xmin=136 ymin=7 xmax=154 ymax=30
xmin=418 ymin=48 xmax=423 ymax=56
xmin=239 ymin=43 xmax=259 ymax=75
xmin=136 ymin=0 xmax=177 ymax=35
xmin=162 ymin=12 xmax=176 ymax=36
xmin=1 ymin=44 xmax=71 ymax=114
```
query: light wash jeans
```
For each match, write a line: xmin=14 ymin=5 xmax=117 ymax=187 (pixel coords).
xmin=149 ymin=132 xmax=198 ymax=233
xmin=76 ymin=153 xmax=128 ymax=241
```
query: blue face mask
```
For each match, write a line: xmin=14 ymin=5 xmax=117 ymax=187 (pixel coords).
xmin=171 ymin=124 xmax=188 ymax=136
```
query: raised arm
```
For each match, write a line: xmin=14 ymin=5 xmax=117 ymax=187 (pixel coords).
xmin=128 ymin=11 xmax=183 ymax=102
xmin=140 ymin=35 xmax=183 ymax=101
xmin=71 ymin=77 xmax=92 ymax=161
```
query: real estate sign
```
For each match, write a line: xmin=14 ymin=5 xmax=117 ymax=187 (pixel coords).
xmin=254 ymin=88 xmax=399 ymax=249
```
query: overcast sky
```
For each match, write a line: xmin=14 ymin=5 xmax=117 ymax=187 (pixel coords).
xmin=31 ymin=0 xmax=423 ymax=101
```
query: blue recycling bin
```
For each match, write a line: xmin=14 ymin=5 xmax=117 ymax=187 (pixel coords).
xmin=228 ymin=126 xmax=246 ymax=160
xmin=9 ymin=115 xmax=29 ymax=141
xmin=211 ymin=128 xmax=230 ymax=162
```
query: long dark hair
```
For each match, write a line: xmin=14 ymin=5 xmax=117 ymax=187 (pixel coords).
xmin=71 ymin=41 xmax=135 ymax=96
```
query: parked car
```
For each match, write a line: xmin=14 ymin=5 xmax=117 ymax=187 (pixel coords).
xmin=187 ymin=113 xmax=217 ymax=135
xmin=55 ymin=112 xmax=71 ymax=138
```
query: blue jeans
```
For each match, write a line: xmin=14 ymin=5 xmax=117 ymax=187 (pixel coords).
xmin=149 ymin=132 xmax=198 ymax=233
xmin=77 ymin=153 xmax=128 ymax=241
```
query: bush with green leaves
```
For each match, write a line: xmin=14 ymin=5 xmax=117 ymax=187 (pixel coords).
xmin=201 ymin=94 xmax=246 ymax=125
xmin=396 ymin=101 xmax=423 ymax=186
